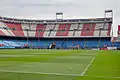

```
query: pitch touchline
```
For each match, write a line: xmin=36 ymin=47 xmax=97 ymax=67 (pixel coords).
xmin=80 ymin=56 xmax=96 ymax=76
xmin=0 ymin=70 xmax=120 ymax=79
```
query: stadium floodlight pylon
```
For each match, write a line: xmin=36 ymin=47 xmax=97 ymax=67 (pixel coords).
xmin=105 ymin=10 xmax=113 ymax=19
xmin=56 ymin=12 xmax=63 ymax=21
xmin=105 ymin=10 xmax=113 ymax=37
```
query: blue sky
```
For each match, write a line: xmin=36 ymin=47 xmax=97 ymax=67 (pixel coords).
xmin=0 ymin=0 xmax=119 ymax=36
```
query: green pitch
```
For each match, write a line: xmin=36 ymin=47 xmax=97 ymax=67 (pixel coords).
xmin=0 ymin=49 xmax=119 ymax=80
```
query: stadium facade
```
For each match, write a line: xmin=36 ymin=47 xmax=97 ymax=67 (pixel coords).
xmin=0 ymin=12 xmax=120 ymax=50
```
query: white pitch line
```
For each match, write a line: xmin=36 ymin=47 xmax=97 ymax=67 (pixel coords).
xmin=80 ymin=56 xmax=96 ymax=76
xmin=88 ymin=75 xmax=120 ymax=79
xmin=0 ymin=55 xmax=36 ymax=57
xmin=0 ymin=70 xmax=120 ymax=79
xmin=0 ymin=70 xmax=81 ymax=77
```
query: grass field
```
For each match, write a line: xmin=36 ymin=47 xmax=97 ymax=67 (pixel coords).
xmin=0 ymin=49 xmax=120 ymax=80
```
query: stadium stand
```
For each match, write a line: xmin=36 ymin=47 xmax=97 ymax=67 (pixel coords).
xmin=0 ymin=16 xmax=119 ymax=49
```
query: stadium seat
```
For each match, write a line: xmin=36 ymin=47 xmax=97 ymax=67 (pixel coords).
xmin=56 ymin=24 xmax=71 ymax=36
xmin=0 ymin=22 xmax=13 ymax=36
xmin=85 ymin=39 xmax=99 ymax=48
xmin=50 ymin=24 xmax=59 ymax=37
xmin=21 ymin=24 xmax=30 ymax=37
xmin=81 ymin=23 xmax=95 ymax=36
xmin=68 ymin=24 xmax=78 ymax=36
xmin=35 ymin=24 xmax=46 ymax=37
xmin=43 ymin=24 xmax=54 ymax=37
xmin=28 ymin=24 xmax=37 ymax=37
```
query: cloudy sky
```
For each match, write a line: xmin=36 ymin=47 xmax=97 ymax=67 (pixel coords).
xmin=0 ymin=0 xmax=119 ymax=36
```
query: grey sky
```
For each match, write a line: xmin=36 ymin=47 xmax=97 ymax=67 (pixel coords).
xmin=0 ymin=0 xmax=119 ymax=36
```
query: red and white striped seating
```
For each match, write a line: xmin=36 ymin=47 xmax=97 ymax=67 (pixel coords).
xmin=0 ymin=21 xmax=112 ymax=38
xmin=0 ymin=22 xmax=14 ymax=36
xmin=6 ymin=22 xmax=24 ymax=37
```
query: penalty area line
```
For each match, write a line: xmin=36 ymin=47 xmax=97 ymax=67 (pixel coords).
xmin=80 ymin=56 xmax=96 ymax=76
xmin=0 ymin=70 xmax=81 ymax=77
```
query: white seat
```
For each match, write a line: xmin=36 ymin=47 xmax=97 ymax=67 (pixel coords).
xmin=95 ymin=23 xmax=104 ymax=30
xmin=74 ymin=24 xmax=83 ymax=37
xmin=94 ymin=31 xmax=100 ymax=37
xmin=50 ymin=24 xmax=59 ymax=37
xmin=28 ymin=31 xmax=36 ymax=37
xmin=104 ymin=23 xmax=109 ymax=29
xmin=79 ymin=24 xmax=83 ymax=30
xmin=43 ymin=24 xmax=54 ymax=37
xmin=69 ymin=24 xmax=78 ymax=30
xmin=68 ymin=24 xmax=78 ymax=36
xmin=100 ymin=31 xmax=108 ymax=37
xmin=74 ymin=31 xmax=81 ymax=37
xmin=21 ymin=24 xmax=30 ymax=37
xmin=30 ymin=24 xmax=37 ymax=30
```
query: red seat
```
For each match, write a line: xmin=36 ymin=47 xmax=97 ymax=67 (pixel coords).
xmin=81 ymin=23 xmax=95 ymax=36
xmin=56 ymin=24 xmax=71 ymax=36
xmin=5 ymin=23 xmax=25 ymax=37
xmin=35 ymin=24 xmax=46 ymax=37
xmin=107 ymin=23 xmax=111 ymax=36
xmin=0 ymin=30 xmax=6 ymax=36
